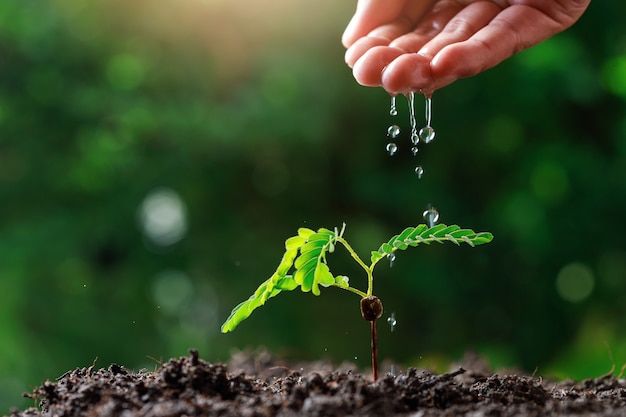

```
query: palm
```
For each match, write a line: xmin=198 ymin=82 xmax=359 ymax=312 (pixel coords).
xmin=342 ymin=0 xmax=590 ymax=94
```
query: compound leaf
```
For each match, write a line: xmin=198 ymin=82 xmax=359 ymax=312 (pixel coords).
xmin=221 ymin=226 xmax=342 ymax=332
xmin=374 ymin=223 xmax=493 ymax=261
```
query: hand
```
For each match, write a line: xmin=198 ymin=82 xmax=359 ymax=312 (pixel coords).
xmin=342 ymin=0 xmax=590 ymax=95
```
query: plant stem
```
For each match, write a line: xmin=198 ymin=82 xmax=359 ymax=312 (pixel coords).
xmin=335 ymin=284 xmax=367 ymax=299
xmin=371 ymin=319 xmax=378 ymax=382
xmin=336 ymin=237 xmax=375 ymax=295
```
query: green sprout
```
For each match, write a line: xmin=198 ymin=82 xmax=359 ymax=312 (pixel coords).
xmin=221 ymin=223 xmax=493 ymax=381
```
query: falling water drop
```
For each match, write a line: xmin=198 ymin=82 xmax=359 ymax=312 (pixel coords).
xmin=389 ymin=96 xmax=398 ymax=116
xmin=387 ymin=125 xmax=401 ymax=138
xmin=420 ymin=95 xmax=436 ymax=143
xmin=411 ymin=146 xmax=419 ymax=156
xmin=419 ymin=126 xmax=436 ymax=143
xmin=414 ymin=166 xmax=424 ymax=179
xmin=386 ymin=143 xmax=398 ymax=156
xmin=387 ymin=313 xmax=397 ymax=332
xmin=422 ymin=206 xmax=440 ymax=227
xmin=407 ymin=92 xmax=418 ymax=143
xmin=388 ymin=252 xmax=396 ymax=268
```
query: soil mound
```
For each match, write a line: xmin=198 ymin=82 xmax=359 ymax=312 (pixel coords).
xmin=9 ymin=350 xmax=626 ymax=417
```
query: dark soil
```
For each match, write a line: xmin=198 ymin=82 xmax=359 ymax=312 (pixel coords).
xmin=8 ymin=349 xmax=626 ymax=417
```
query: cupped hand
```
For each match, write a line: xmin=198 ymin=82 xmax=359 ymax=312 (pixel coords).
xmin=342 ymin=0 xmax=591 ymax=95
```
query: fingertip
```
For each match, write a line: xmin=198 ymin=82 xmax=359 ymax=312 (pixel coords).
xmin=345 ymin=36 xmax=390 ymax=68
xmin=381 ymin=53 xmax=434 ymax=95
xmin=342 ymin=16 xmax=360 ymax=48
xmin=353 ymin=46 xmax=405 ymax=87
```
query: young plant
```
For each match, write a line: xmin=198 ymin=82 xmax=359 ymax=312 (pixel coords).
xmin=221 ymin=223 xmax=493 ymax=380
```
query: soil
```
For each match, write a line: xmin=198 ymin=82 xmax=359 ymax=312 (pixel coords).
xmin=8 ymin=349 xmax=626 ymax=417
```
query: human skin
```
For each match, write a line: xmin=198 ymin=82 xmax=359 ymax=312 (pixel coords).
xmin=342 ymin=0 xmax=591 ymax=96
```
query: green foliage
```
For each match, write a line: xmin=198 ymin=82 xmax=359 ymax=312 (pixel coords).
xmin=371 ymin=225 xmax=494 ymax=264
xmin=221 ymin=224 xmax=493 ymax=333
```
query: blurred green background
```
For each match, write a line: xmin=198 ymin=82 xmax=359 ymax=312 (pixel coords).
xmin=2 ymin=0 xmax=626 ymax=412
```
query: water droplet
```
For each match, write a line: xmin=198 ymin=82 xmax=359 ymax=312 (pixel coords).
xmin=387 ymin=125 xmax=400 ymax=138
xmin=389 ymin=96 xmax=398 ymax=116
xmin=387 ymin=313 xmax=397 ymax=332
xmin=410 ymin=131 xmax=420 ymax=145
xmin=422 ymin=206 xmax=440 ymax=227
xmin=83 ymin=284 xmax=87 ymax=288
xmin=388 ymin=252 xmax=396 ymax=268
xmin=411 ymin=146 xmax=419 ymax=156
xmin=407 ymin=92 xmax=418 ymax=143
xmin=354 ymin=356 xmax=358 ymax=360
xmin=424 ymin=95 xmax=433 ymax=127
xmin=414 ymin=166 xmax=424 ymax=179
xmin=386 ymin=142 xmax=398 ymax=156
xmin=419 ymin=126 xmax=436 ymax=144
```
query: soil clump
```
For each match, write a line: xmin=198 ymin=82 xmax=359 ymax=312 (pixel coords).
xmin=9 ymin=350 xmax=626 ymax=417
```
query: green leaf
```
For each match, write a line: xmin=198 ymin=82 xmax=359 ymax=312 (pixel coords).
xmin=298 ymin=227 xmax=315 ymax=238
xmin=285 ymin=235 xmax=307 ymax=250
xmin=294 ymin=246 xmax=322 ymax=268
xmin=294 ymin=256 xmax=317 ymax=285
xmin=275 ymin=275 xmax=298 ymax=291
xmin=370 ymin=251 xmax=383 ymax=264
xmin=315 ymin=262 xmax=335 ymax=287
xmin=334 ymin=275 xmax=349 ymax=288
xmin=381 ymin=243 xmax=394 ymax=255
xmin=276 ymin=249 xmax=298 ymax=276
xmin=374 ymin=223 xmax=494 ymax=264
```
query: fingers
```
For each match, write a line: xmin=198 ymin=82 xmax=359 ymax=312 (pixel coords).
xmin=353 ymin=46 xmax=406 ymax=87
xmin=429 ymin=5 xmax=578 ymax=88
xmin=343 ymin=0 xmax=433 ymax=67
xmin=366 ymin=2 xmax=503 ymax=94
xmin=416 ymin=2 xmax=502 ymax=59
xmin=345 ymin=0 xmax=592 ymax=93
xmin=342 ymin=0 xmax=409 ymax=48
xmin=387 ymin=1 xmax=465 ymax=53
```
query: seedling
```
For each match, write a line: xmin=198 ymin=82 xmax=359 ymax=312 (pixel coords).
xmin=221 ymin=223 xmax=493 ymax=380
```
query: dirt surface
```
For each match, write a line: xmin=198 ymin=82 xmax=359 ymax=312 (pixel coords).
xmin=8 ymin=349 xmax=626 ymax=417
